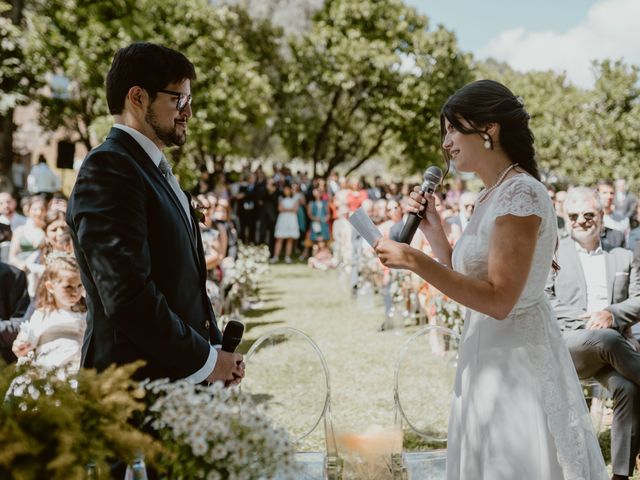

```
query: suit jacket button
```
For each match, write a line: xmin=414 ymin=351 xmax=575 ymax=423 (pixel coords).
xmin=205 ymin=321 xmax=210 ymax=330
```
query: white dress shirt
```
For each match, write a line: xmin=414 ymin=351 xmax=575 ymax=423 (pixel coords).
xmin=113 ymin=124 xmax=218 ymax=383
xmin=575 ymin=242 xmax=608 ymax=313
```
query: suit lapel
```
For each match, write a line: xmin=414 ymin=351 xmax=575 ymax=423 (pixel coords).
xmin=561 ymin=238 xmax=588 ymax=308
xmin=604 ymin=250 xmax=615 ymax=302
xmin=106 ymin=128 xmax=200 ymax=265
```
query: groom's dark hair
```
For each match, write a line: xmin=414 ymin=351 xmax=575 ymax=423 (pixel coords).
xmin=106 ymin=42 xmax=196 ymax=115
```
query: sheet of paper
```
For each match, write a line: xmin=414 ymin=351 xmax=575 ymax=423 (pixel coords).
xmin=349 ymin=207 xmax=382 ymax=247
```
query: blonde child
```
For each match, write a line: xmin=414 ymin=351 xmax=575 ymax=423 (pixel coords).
xmin=12 ymin=252 xmax=86 ymax=372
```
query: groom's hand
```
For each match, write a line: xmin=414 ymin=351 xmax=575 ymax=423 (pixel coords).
xmin=207 ymin=351 xmax=245 ymax=386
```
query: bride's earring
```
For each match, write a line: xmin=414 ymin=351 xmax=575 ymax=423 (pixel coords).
xmin=483 ymin=134 xmax=491 ymax=150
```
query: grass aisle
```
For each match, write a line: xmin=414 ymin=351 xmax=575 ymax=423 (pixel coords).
xmin=239 ymin=263 xmax=438 ymax=452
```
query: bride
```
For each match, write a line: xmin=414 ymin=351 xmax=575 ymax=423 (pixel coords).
xmin=375 ymin=80 xmax=607 ymax=480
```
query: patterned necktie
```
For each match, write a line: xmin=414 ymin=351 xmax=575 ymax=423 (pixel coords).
xmin=158 ymin=156 xmax=191 ymax=223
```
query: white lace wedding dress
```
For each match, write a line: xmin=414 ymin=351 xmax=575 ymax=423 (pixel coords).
xmin=447 ymin=174 xmax=607 ymax=480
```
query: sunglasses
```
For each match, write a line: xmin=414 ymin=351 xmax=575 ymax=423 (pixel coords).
xmin=157 ymin=89 xmax=192 ymax=112
xmin=567 ymin=211 xmax=598 ymax=223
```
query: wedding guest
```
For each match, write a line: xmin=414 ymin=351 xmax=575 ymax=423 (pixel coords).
xmin=0 ymin=260 xmax=30 ymax=363
xmin=214 ymin=198 xmax=238 ymax=260
xmin=0 ymin=191 xmax=27 ymax=231
xmin=48 ymin=192 xmax=68 ymax=214
xmin=12 ymin=253 xmax=86 ymax=372
xmin=444 ymin=176 xmax=466 ymax=209
xmin=331 ymin=206 xmax=352 ymax=267
xmin=236 ymin=172 xmax=261 ymax=244
xmin=27 ymin=155 xmax=62 ymax=196
xmin=292 ymin=183 xmax=308 ymax=257
xmin=546 ymin=186 xmax=640 ymax=480
xmin=307 ymin=239 xmax=337 ymax=271
xmin=374 ymin=80 xmax=607 ymax=479
xmin=260 ymin=178 xmax=279 ymax=255
xmin=627 ymin=203 xmax=640 ymax=252
xmin=24 ymin=210 xmax=73 ymax=298
xmin=598 ymin=179 xmax=630 ymax=236
xmin=271 ymin=184 xmax=300 ymax=264
xmin=614 ymin=178 xmax=637 ymax=220
xmin=446 ymin=191 xmax=477 ymax=233
xmin=308 ymin=188 xmax=330 ymax=245
xmin=8 ymin=195 xmax=46 ymax=271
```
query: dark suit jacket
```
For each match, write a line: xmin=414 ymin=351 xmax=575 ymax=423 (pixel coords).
xmin=615 ymin=191 xmax=638 ymax=219
xmin=0 ymin=261 xmax=30 ymax=363
xmin=67 ymin=127 xmax=222 ymax=380
xmin=546 ymin=236 xmax=640 ymax=331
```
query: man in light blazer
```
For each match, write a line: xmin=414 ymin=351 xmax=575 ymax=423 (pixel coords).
xmin=67 ymin=43 xmax=243 ymax=385
xmin=546 ymin=186 xmax=640 ymax=480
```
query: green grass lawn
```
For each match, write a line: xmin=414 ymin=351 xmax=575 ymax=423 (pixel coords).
xmin=240 ymin=263 xmax=637 ymax=478
xmin=240 ymin=263 xmax=455 ymax=453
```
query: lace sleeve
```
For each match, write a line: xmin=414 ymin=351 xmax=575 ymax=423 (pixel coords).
xmin=493 ymin=176 xmax=547 ymax=219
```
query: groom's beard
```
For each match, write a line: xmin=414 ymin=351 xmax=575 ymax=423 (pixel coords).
xmin=145 ymin=108 xmax=187 ymax=147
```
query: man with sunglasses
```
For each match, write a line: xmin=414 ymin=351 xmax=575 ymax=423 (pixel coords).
xmin=66 ymin=43 xmax=244 ymax=388
xmin=546 ymin=186 xmax=640 ymax=480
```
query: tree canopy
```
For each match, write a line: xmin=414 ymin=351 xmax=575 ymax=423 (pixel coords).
xmin=0 ymin=0 xmax=637 ymax=189
xmin=476 ymin=59 xmax=640 ymax=187
xmin=276 ymin=0 xmax=471 ymax=177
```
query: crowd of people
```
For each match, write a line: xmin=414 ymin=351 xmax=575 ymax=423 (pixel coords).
xmin=3 ymin=171 xmax=640 ymax=356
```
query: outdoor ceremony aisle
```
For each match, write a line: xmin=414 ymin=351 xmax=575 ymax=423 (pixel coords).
xmin=238 ymin=263 xmax=438 ymax=453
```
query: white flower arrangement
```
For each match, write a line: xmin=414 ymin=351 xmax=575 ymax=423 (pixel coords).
xmin=221 ymin=243 xmax=270 ymax=316
xmin=429 ymin=293 xmax=465 ymax=336
xmin=144 ymin=379 xmax=299 ymax=480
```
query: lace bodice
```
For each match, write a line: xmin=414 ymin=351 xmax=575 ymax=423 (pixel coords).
xmin=452 ymin=174 xmax=556 ymax=308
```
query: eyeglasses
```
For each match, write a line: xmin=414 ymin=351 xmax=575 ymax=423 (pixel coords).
xmin=157 ymin=89 xmax=192 ymax=112
xmin=567 ymin=211 xmax=598 ymax=223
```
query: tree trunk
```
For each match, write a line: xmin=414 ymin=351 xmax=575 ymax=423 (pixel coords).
xmin=0 ymin=111 xmax=15 ymax=181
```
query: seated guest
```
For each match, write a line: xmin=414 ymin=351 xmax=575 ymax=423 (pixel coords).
xmin=24 ymin=209 xmax=73 ymax=298
xmin=307 ymin=239 xmax=337 ymax=271
xmin=8 ymin=195 xmax=46 ymax=271
xmin=0 ymin=260 xmax=30 ymax=363
xmin=0 ymin=191 xmax=27 ymax=231
xmin=546 ymin=186 xmax=640 ymax=480
xmin=446 ymin=191 xmax=477 ymax=233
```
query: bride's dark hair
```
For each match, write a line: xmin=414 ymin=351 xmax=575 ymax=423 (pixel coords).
xmin=440 ymin=79 xmax=540 ymax=181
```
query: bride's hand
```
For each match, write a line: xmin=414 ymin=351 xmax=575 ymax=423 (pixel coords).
xmin=374 ymin=238 xmax=413 ymax=270
xmin=406 ymin=187 xmax=442 ymax=232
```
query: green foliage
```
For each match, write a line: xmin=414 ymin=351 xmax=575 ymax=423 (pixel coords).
xmin=0 ymin=362 xmax=162 ymax=480
xmin=139 ymin=0 xmax=282 ymax=172
xmin=0 ymin=1 xmax=37 ymax=114
xmin=476 ymin=59 xmax=640 ymax=188
xmin=276 ymin=0 xmax=472 ymax=176
xmin=24 ymin=0 xmax=146 ymax=151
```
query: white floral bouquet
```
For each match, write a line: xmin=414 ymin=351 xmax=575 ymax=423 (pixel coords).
xmin=144 ymin=380 xmax=299 ymax=480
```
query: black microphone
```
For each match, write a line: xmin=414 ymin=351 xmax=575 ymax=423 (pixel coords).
xmin=398 ymin=166 xmax=443 ymax=244
xmin=221 ymin=320 xmax=245 ymax=353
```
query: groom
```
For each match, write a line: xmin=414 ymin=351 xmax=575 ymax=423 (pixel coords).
xmin=67 ymin=43 xmax=243 ymax=385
